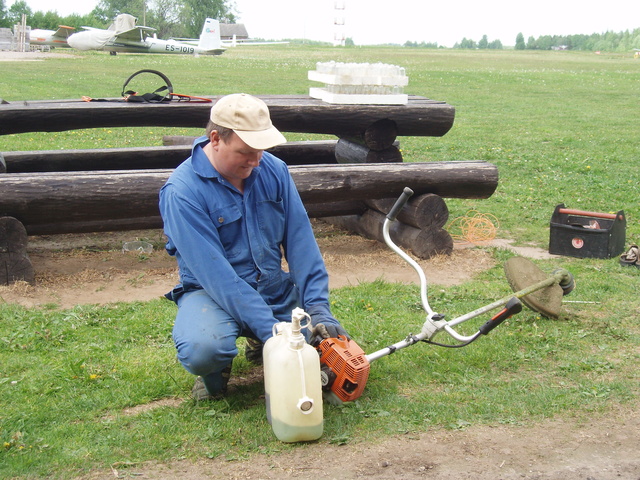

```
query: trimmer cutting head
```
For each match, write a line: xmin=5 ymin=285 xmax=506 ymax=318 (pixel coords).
xmin=504 ymin=257 xmax=563 ymax=318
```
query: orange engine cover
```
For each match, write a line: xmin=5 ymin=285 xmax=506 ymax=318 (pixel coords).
xmin=318 ymin=336 xmax=371 ymax=402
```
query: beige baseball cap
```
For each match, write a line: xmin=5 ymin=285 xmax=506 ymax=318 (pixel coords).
xmin=210 ymin=93 xmax=286 ymax=150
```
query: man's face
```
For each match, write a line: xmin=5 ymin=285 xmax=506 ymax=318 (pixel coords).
xmin=209 ymin=131 xmax=263 ymax=187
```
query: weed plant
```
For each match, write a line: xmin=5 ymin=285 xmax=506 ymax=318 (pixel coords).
xmin=1 ymin=46 xmax=639 ymax=478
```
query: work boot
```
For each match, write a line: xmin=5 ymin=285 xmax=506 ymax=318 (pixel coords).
xmin=191 ymin=363 xmax=233 ymax=401
xmin=245 ymin=337 xmax=264 ymax=365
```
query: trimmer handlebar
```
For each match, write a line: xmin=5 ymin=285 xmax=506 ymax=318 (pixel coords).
xmin=479 ymin=297 xmax=522 ymax=335
xmin=386 ymin=187 xmax=414 ymax=221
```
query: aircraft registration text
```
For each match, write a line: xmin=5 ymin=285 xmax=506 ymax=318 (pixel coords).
xmin=166 ymin=45 xmax=195 ymax=53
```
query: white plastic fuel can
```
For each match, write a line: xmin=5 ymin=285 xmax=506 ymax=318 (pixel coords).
xmin=263 ymin=308 xmax=323 ymax=442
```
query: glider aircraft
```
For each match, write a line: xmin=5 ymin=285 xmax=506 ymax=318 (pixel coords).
xmin=29 ymin=25 xmax=75 ymax=48
xmin=66 ymin=14 xmax=225 ymax=55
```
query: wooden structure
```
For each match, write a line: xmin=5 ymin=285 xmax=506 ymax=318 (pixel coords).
xmin=0 ymin=162 xmax=497 ymax=236
xmin=0 ymin=95 xmax=452 ymax=165
xmin=0 ymin=141 xmax=339 ymax=173
xmin=0 ymin=94 xmax=500 ymax=285
xmin=0 ymin=95 xmax=454 ymax=136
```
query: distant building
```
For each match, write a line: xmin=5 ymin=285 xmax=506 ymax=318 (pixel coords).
xmin=220 ymin=24 xmax=249 ymax=41
xmin=0 ymin=28 xmax=13 ymax=51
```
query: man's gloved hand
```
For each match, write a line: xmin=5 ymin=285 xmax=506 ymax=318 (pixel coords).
xmin=305 ymin=304 xmax=350 ymax=347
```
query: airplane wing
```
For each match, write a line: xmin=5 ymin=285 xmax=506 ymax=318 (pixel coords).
xmin=113 ymin=26 xmax=156 ymax=43
xmin=169 ymin=37 xmax=198 ymax=44
xmin=221 ymin=39 xmax=289 ymax=47
xmin=53 ymin=25 xmax=75 ymax=38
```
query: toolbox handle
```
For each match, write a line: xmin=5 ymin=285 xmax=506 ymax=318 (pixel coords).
xmin=558 ymin=208 xmax=621 ymax=220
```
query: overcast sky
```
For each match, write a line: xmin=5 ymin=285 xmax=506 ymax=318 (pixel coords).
xmin=15 ymin=0 xmax=639 ymax=47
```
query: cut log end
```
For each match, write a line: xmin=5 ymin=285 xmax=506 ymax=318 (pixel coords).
xmin=0 ymin=216 xmax=35 ymax=285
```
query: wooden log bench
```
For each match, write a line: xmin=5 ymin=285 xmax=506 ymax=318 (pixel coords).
xmin=0 ymin=162 xmax=497 ymax=235
xmin=0 ymin=141 xmax=340 ymax=173
xmin=0 ymin=94 xmax=483 ymax=284
xmin=0 ymin=94 xmax=453 ymax=166
xmin=0 ymin=161 xmax=497 ymax=284
xmin=0 ymin=95 xmax=454 ymax=136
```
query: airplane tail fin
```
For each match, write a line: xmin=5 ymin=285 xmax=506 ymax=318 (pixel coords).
xmin=198 ymin=18 xmax=222 ymax=51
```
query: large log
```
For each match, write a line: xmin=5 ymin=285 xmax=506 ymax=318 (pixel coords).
xmin=365 ymin=193 xmax=449 ymax=229
xmin=0 ymin=216 xmax=34 ymax=284
xmin=19 ymin=202 xmax=370 ymax=235
xmin=296 ymin=161 xmax=497 ymax=202
xmin=162 ymin=135 xmax=198 ymax=146
xmin=326 ymin=210 xmax=453 ymax=259
xmin=358 ymin=209 xmax=453 ymax=258
xmin=0 ymin=161 xmax=496 ymax=235
xmin=1 ymin=141 xmax=338 ymax=173
xmin=334 ymin=138 xmax=402 ymax=164
xmin=1 ymin=147 xmax=188 ymax=173
xmin=0 ymin=95 xmax=455 ymax=137
xmin=340 ymin=118 xmax=399 ymax=151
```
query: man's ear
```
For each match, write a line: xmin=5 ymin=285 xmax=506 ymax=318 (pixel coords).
xmin=209 ymin=130 xmax=221 ymax=146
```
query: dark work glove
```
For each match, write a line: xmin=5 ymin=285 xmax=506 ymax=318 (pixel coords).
xmin=305 ymin=304 xmax=350 ymax=347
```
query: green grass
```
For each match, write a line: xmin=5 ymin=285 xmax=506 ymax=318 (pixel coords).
xmin=1 ymin=46 xmax=639 ymax=478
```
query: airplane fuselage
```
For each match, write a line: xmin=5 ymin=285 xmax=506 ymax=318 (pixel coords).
xmin=29 ymin=28 xmax=73 ymax=47
xmin=67 ymin=27 xmax=224 ymax=55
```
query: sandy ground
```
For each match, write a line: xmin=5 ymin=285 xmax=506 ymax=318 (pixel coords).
xmin=87 ymin=410 xmax=640 ymax=480
xmin=0 ymin=50 xmax=78 ymax=62
xmin=0 ymin=222 xmax=548 ymax=309
xmin=2 ymin=223 xmax=638 ymax=479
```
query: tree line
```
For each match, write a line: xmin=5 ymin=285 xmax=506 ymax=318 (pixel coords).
xmin=0 ymin=0 xmax=235 ymax=39
xmin=2 ymin=0 xmax=638 ymax=51
xmin=405 ymin=30 xmax=640 ymax=51
xmin=515 ymin=30 xmax=640 ymax=52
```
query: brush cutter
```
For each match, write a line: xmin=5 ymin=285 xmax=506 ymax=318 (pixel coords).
xmin=317 ymin=187 xmax=575 ymax=404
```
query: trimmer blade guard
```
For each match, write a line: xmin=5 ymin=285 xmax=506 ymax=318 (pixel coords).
xmin=504 ymin=257 xmax=563 ymax=318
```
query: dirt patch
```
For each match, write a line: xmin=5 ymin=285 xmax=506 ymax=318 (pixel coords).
xmin=4 ymin=222 xmax=637 ymax=480
xmin=0 ymin=50 xmax=78 ymax=62
xmin=0 ymin=222 xmax=503 ymax=309
xmin=84 ymin=409 xmax=639 ymax=480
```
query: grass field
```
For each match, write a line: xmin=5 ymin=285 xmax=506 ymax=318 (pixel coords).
xmin=1 ymin=46 xmax=639 ymax=478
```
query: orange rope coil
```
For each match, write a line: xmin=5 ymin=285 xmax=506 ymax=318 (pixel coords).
xmin=447 ymin=210 xmax=499 ymax=244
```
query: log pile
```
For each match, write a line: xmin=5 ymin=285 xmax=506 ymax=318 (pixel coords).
xmin=0 ymin=161 xmax=497 ymax=235
xmin=325 ymin=194 xmax=453 ymax=259
xmin=0 ymin=94 xmax=498 ymax=285
xmin=0 ymin=141 xmax=339 ymax=173
xmin=0 ymin=216 xmax=34 ymax=286
xmin=0 ymin=95 xmax=455 ymax=137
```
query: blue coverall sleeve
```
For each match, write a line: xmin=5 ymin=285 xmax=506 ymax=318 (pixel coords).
xmin=279 ymin=163 xmax=332 ymax=313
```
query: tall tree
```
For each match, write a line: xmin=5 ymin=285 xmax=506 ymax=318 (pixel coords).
xmin=94 ymin=0 xmax=147 ymax=24
xmin=147 ymin=0 xmax=181 ymax=37
xmin=6 ymin=0 xmax=31 ymax=25
xmin=90 ymin=0 xmax=234 ymax=38
xmin=515 ymin=32 xmax=525 ymax=50
xmin=179 ymin=0 xmax=235 ymax=38
xmin=0 ymin=0 xmax=7 ymax=27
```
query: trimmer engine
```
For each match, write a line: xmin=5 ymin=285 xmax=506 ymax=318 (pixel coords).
xmin=317 ymin=336 xmax=370 ymax=403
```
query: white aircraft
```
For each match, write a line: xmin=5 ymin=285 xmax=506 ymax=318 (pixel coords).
xmin=29 ymin=25 xmax=75 ymax=48
xmin=67 ymin=14 xmax=225 ymax=55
